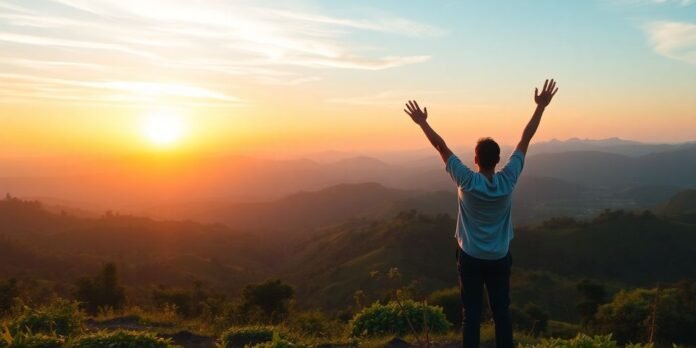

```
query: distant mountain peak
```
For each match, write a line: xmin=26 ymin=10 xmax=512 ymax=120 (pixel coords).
xmin=544 ymin=137 xmax=635 ymax=145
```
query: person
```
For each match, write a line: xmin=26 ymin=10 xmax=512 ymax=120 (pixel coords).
xmin=403 ymin=79 xmax=558 ymax=348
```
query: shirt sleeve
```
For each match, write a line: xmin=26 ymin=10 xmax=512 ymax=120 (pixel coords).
xmin=445 ymin=154 xmax=474 ymax=190
xmin=500 ymin=149 xmax=525 ymax=185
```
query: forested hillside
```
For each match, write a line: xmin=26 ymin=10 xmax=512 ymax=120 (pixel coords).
xmin=2 ymin=191 xmax=696 ymax=316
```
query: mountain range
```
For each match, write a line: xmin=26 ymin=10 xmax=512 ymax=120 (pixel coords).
xmin=0 ymin=138 xmax=694 ymax=227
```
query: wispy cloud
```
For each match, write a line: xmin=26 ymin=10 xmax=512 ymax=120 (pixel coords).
xmin=328 ymin=89 xmax=469 ymax=106
xmin=614 ymin=0 xmax=694 ymax=6
xmin=645 ymin=21 xmax=696 ymax=64
xmin=0 ymin=0 xmax=441 ymax=104
xmin=650 ymin=0 xmax=694 ymax=6
xmin=0 ymin=72 xmax=241 ymax=105
xmin=0 ymin=32 xmax=158 ymax=59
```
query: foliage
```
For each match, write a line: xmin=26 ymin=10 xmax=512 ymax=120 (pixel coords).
xmin=151 ymin=288 xmax=193 ymax=318
xmin=575 ymin=279 xmax=607 ymax=327
xmin=520 ymin=333 xmax=655 ymax=348
xmin=251 ymin=340 xmax=295 ymax=348
xmin=286 ymin=311 xmax=338 ymax=339
xmin=9 ymin=300 xmax=82 ymax=337
xmin=0 ymin=279 xmax=20 ymax=316
xmin=74 ymin=263 xmax=125 ymax=315
xmin=241 ymin=281 xmax=293 ymax=323
xmin=151 ymin=281 xmax=226 ymax=320
xmin=595 ymin=283 xmax=696 ymax=345
xmin=511 ymin=304 xmax=549 ymax=337
xmin=220 ymin=326 xmax=275 ymax=348
xmin=513 ymin=209 xmax=696 ymax=285
xmin=0 ymin=325 xmax=64 ymax=348
xmin=66 ymin=330 xmax=177 ymax=348
xmin=249 ymin=333 xmax=298 ymax=348
xmin=349 ymin=300 xmax=450 ymax=337
xmin=427 ymin=287 xmax=460 ymax=326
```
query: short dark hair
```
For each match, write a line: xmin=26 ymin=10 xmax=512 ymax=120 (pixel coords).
xmin=475 ymin=137 xmax=500 ymax=169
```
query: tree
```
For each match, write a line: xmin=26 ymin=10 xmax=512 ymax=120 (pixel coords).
xmin=595 ymin=283 xmax=696 ymax=345
xmin=75 ymin=263 xmax=125 ymax=314
xmin=241 ymin=280 xmax=293 ymax=323
xmin=576 ymin=279 xmax=607 ymax=327
xmin=428 ymin=287 xmax=461 ymax=327
xmin=0 ymin=278 xmax=19 ymax=314
xmin=524 ymin=304 xmax=549 ymax=336
xmin=510 ymin=303 xmax=549 ymax=337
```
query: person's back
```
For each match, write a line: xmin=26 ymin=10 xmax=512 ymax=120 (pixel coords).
xmin=446 ymin=145 xmax=524 ymax=260
xmin=403 ymin=79 xmax=558 ymax=348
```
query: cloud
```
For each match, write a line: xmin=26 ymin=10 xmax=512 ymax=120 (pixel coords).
xmin=327 ymin=89 xmax=469 ymax=106
xmin=266 ymin=9 xmax=446 ymax=37
xmin=645 ymin=21 xmax=696 ymax=64
xmin=651 ymin=0 xmax=694 ymax=6
xmin=0 ymin=32 xmax=158 ymax=58
xmin=0 ymin=0 xmax=441 ymax=104
xmin=615 ymin=0 xmax=694 ymax=6
xmin=0 ymin=72 xmax=242 ymax=105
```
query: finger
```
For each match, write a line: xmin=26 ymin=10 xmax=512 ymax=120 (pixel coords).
xmin=535 ymin=88 xmax=539 ymax=98
xmin=424 ymin=107 xmax=428 ymax=117
xmin=548 ymin=79 xmax=555 ymax=93
xmin=404 ymin=108 xmax=412 ymax=116
xmin=413 ymin=100 xmax=420 ymax=111
xmin=543 ymin=79 xmax=548 ymax=92
xmin=552 ymin=87 xmax=559 ymax=96
xmin=405 ymin=102 xmax=414 ymax=112
xmin=408 ymin=100 xmax=416 ymax=111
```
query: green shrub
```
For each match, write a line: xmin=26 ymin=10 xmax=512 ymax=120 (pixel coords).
xmin=287 ymin=311 xmax=340 ymax=339
xmin=10 ymin=300 xmax=83 ymax=337
xmin=428 ymin=287 xmax=460 ymax=326
xmin=67 ymin=330 xmax=176 ymax=348
xmin=220 ymin=326 xmax=275 ymax=348
xmin=0 ymin=326 xmax=64 ymax=348
xmin=350 ymin=300 xmax=451 ymax=337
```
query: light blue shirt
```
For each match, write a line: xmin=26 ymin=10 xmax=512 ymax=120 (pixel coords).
xmin=445 ymin=150 xmax=525 ymax=260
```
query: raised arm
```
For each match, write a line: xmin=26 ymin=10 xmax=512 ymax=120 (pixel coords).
xmin=404 ymin=100 xmax=453 ymax=163
xmin=516 ymin=79 xmax=559 ymax=155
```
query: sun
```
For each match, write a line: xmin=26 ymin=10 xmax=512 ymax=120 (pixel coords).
xmin=140 ymin=111 xmax=186 ymax=147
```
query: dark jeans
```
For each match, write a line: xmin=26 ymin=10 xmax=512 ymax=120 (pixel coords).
xmin=457 ymin=248 xmax=513 ymax=348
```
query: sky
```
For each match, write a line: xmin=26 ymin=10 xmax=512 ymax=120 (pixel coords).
xmin=0 ymin=0 xmax=694 ymax=158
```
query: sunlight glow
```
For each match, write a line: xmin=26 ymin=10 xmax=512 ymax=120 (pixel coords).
xmin=140 ymin=111 xmax=186 ymax=147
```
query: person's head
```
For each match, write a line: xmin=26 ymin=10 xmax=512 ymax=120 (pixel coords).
xmin=475 ymin=137 xmax=500 ymax=171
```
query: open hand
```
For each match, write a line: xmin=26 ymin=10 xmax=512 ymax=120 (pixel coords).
xmin=404 ymin=100 xmax=427 ymax=125
xmin=534 ymin=79 xmax=559 ymax=107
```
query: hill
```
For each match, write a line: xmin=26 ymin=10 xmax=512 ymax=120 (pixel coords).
xmin=654 ymin=189 xmax=696 ymax=224
xmin=0 ymin=195 xmax=270 ymax=291
xmin=524 ymin=147 xmax=696 ymax=188
xmin=143 ymin=183 xmax=417 ymax=240
xmin=529 ymin=138 xmax=696 ymax=157
xmin=281 ymin=207 xmax=696 ymax=310
xmin=2 ymin=192 xmax=696 ymax=322
xmin=143 ymin=177 xmax=585 ymax=237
